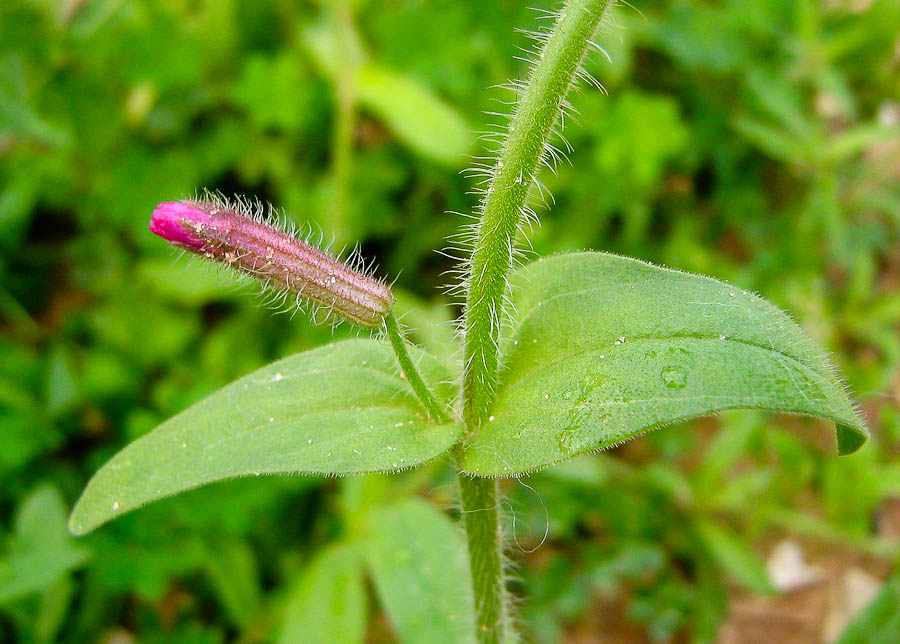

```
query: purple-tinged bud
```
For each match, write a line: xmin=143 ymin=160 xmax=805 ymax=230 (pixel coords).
xmin=149 ymin=199 xmax=394 ymax=328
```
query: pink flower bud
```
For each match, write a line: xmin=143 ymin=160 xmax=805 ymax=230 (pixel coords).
xmin=149 ymin=198 xmax=393 ymax=328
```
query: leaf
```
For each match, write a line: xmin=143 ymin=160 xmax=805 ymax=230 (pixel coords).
xmin=301 ymin=24 xmax=470 ymax=166
xmin=365 ymin=499 xmax=476 ymax=644
xmin=34 ymin=576 xmax=75 ymax=644
xmin=835 ymin=575 xmax=900 ymax=644
xmin=70 ymin=339 xmax=463 ymax=535
xmin=203 ymin=540 xmax=261 ymax=629
xmin=0 ymin=485 xmax=90 ymax=603
xmin=137 ymin=257 xmax=237 ymax=304
xmin=460 ymin=252 xmax=868 ymax=476
xmin=278 ymin=545 xmax=366 ymax=644
xmin=357 ymin=64 xmax=471 ymax=167
xmin=694 ymin=520 xmax=774 ymax=595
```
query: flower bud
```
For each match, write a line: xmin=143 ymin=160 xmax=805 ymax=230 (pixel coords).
xmin=149 ymin=198 xmax=393 ymax=328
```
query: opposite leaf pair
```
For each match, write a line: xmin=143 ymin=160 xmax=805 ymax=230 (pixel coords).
xmin=69 ymin=249 xmax=867 ymax=535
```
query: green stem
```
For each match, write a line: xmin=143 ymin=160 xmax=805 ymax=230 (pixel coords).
xmin=458 ymin=475 xmax=507 ymax=644
xmin=384 ymin=313 xmax=449 ymax=422
xmin=463 ymin=0 xmax=611 ymax=425
xmin=458 ymin=3 xmax=611 ymax=643
xmin=329 ymin=0 xmax=358 ymax=247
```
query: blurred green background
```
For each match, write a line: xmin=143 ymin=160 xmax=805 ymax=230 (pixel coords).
xmin=2 ymin=0 xmax=900 ymax=642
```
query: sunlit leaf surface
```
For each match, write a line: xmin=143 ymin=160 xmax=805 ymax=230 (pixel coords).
xmin=70 ymin=340 xmax=462 ymax=535
xmin=461 ymin=252 xmax=867 ymax=476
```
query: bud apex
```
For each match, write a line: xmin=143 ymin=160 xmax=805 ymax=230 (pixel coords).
xmin=149 ymin=198 xmax=393 ymax=328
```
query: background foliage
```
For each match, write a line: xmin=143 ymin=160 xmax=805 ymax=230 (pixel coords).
xmin=2 ymin=0 xmax=899 ymax=642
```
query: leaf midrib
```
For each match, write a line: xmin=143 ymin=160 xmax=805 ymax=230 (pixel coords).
xmin=497 ymin=333 xmax=833 ymax=403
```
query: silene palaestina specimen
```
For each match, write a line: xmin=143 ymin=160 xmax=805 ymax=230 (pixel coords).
xmin=70 ymin=2 xmax=868 ymax=643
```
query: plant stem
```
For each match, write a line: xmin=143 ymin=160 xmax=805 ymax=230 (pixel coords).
xmin=463 ymin=0 xmax=611 ymax=425
xmin=383 ymin=313 xmax=449 ymax=422
xmin=458 ymin=2 xmax=611 ymax=643
xmin=458 ymin=475 xmax=506 ymax=644
xmin=330 ymin=0 xmax=358 ymax=247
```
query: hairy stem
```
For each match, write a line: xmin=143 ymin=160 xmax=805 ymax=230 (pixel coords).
xmin=463 ymin=0 xmax=611 ymax=425
xmin=458 ymin=475 xmax=507 ymax=644
xmin=458 ymin=2 xmax=611 ymax=643
xmin=384 ymin=313 xmax=449 ymax=422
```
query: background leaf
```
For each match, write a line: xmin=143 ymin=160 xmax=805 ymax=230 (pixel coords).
xmin=461 ymin=252 xmax=867 ymax=476
xmin=357 ymin=64 xmax=472 ymax=166
xmin=70 ymin=339 xmax=462 ymax=535
xmin=694 ymin=520 xmax=774 ymax=595
xmin=0 ymin=485 xmax=90 ymax=603
xmin=203 ymin=539 xmax=261 ymax=630
xmin=836 ymin=575 xmax=900 ymax=644
xmin=279 ymin=545 xmax=366 ymax=644
xmin=366 ymin=499 xmax=477 ymax=644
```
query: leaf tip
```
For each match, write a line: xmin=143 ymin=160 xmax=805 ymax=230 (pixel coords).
xmin=67 ymin=498 xmax=96 ymax=537
xmin=836 ymin=422 xmax=868 ymax=456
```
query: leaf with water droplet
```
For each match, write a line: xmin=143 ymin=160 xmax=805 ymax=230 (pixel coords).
xmin=460 ymin=252 xmax=868 ymax=476
xmin=70 ymin=339 xmax=462 ymax=535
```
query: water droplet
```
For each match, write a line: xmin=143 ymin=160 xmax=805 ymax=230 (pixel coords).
xmin=558 ymin=429 xmax=579 ymax=453
xmin=557 ymin=426 xmax=596 ymax=453
xmin=661 ymin=366 xmax=687 ymax=389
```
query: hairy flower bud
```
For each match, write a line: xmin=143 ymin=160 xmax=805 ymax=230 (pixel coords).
xmin=149 ymin=198 xmax=393 ymax=328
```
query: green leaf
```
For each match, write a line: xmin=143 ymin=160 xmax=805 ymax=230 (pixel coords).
xmin=836 ymin=575 xmax=900 ymax=644
xmin=460 ymin=252 xmax=867 ymax=476
xmin=70 ymin=339 xmax=463 ymax=535
xmin=357 ymin=64 xmax=471 ymax=167
xmin=203 ymin=540 xmax=261 ymax=629
xmin=694 ymin=520 xmax=774 ymax=595
xmin=365 ymin=499 xmax=476 ymax=644
xmin=0 ymin=485 xmax=90 ymax=603
xmin=34 ymin=576 xmax=74 ymax=644
xmin=279 ymin=545 xmax=366 ymax=644
xmin=301 ymin=23 xmax=470 ymax=166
